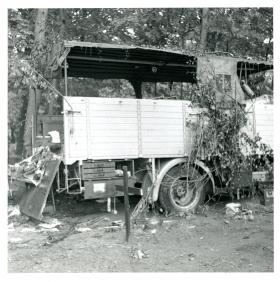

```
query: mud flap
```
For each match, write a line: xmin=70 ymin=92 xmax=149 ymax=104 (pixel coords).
xmin=19 ymin=159 xmax=61 ymax=220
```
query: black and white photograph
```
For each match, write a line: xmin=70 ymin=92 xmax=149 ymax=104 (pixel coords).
xmin=4 ymin=2 xmax=277 ymax=275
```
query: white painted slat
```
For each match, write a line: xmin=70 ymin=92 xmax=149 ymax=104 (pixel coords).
xmin=142 ymin=136 xmax=184 ymax=142
xmin=141 ymin=123 xmax=183 ymax=130
xmin=87 ymin=111 xmax=137 ymax=118
xmin=88 ymin=104 xmax=137 ymax=112
xmin=141 ymin=148 xmax=185 ymax=156
xmin=88 ymin=97 xmax=137 ymax=105
xmin=140 ymin=100 xmax=185 ymax=157
xmin=89 ymin=130 xmax=138 ymax=137
xmin=255 ymin=116 xmax=273 ymax=122
xmin=255 ymin=120 xmax=273 ymax=126
xmin=141 ymin=111 xmax=183 ymax=118
xmin=140 ymin=118 xmax=184 ymax=125
xmin=140 ymin=99 xmax=183 ymax=106
xmin=255 ymin=126 xmax=273 ymax=133
xmin=88 ymin=117 xmax=138 ymax=125
xmin=89 ymin=147 xmax=138 ymax=159
xmin=90 ymin=136 xmax=138 ymax=143
xmin=141 ymin=105 xmax=182 ymax=112
xmin=89 ymin=122 xmax=137 ymax=129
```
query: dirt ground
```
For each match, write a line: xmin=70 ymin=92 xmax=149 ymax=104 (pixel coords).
xmin=8 ymin=194 xmax=274 ymax=273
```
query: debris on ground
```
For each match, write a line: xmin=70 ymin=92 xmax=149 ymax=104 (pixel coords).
xmin=188 ymin=253 xmax=196 ymax=261
xmin=8 ymin=223 xmax=15 ymax=232
xmin=104 ymin=226 xmax=121 ymax=232
xmin=196 ymin=204 xmax=209 ymax=216
xmin=8 ymin=195 xmax=274 ymax=272
xmin=8 ymin=205 xmax=21 ymax=218
xmin=74 ymin=216 xmax=108 ymax=230
xmin=8 ymin=146 xmax=61 ymax=186
xmin=9 ymin=237 xmax=23 ymax=243
xmin=111 ymin=220 xmax=124 ymax=228
xmin=143 ymin=216 xmax=163 ymax=232
xmin=225 ymin=203 xmax=241 ymax=216
xmin=39 ymin=218 xmax=62 ymax=229
xmin=130 ymin=247 xmax=150 ymax=260
xmin=20 ymin=227 xmax=39 ymax=233
xmin=162 ymin=220 xmax=175 ymax=224
xmin=233 ymin=209 xmax=254 ymax=221
xmin=75 ymin=227 xmax=92 ymax=233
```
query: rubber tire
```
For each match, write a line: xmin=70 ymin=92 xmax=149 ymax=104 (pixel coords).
xmin=158 ymin=166 xmax=208 ymax=213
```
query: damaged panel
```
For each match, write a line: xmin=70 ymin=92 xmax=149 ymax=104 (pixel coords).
xmin=19 ymin=159 xmax=61 ymax=220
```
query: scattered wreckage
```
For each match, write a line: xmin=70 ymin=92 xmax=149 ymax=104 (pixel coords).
xmin=8 ymin=41 xmax=273 ymax=220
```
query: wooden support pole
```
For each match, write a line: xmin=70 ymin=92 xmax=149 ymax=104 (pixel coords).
xmin=123 ymin=166 xmax=130 ymax=242
xmin=64 ymin=59 xmax=68 ymax=96
xmin=51 ymin=186 xmax=56 ymax=213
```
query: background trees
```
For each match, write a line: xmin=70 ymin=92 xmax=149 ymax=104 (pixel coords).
xmin=8 ymin=8 xmax=273 ymax=159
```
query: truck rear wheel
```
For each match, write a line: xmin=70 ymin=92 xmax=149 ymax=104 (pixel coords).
xmin=158 ymin=163 xmax=207 ymax=213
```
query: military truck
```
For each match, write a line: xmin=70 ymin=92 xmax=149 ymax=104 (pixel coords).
xmin=11 ymin=41 xmax=273 ymax=219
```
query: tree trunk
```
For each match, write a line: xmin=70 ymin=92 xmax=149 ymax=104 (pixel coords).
xmin=15 ymin=89 xmax=28 ymax=157
xmin=23 ymin=9 xmax=48 ymax=156
xmin=199 ymin=8 xmax=209 ymax=52
xmin=48 ymin=9 xmax=66 ymax=115
xmin=23 ymin=87 xmax=36 ymax=156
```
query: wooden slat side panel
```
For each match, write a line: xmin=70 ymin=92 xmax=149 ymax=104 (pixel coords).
xmin=64 ymin=98 xmax=88 ymax=164
xmin=88 ymin=98 xmax=139 ymax=159
xmin=140 ymin=100 xmax=185 ymax=157
xmin=255 ymin=104 xmax=273 ymax=149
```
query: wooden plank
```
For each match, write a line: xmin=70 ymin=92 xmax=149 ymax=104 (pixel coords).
xmin=83 ymin=161 xmax=115 ymax=169
xmin=255 ymin=120 xmax=273 ymax=126
xmin=83 ymin=167 xmax=115 ymax=174
xmin=88 ymin=104 xmax=137 ymax=112
xmin=83 ymin=171 xmax=115 ymax=180
xmin=140 ymin=99 xmax=184 ymax=106
xmin=87 ymin=111 xmax=137 ymax=118
xmin=89 ymin=118 xmax=137 ymax=125
xmin=142 ymin=146 xmax=185 ymax=156
xmin=255 ymin=126 xmax=273 ymax=133
xmin=19 ymin=159 xmax=61 ymax=220
xmin=140 ymin=118 xmax=184 ymax=125
xmin=141 ymin=111 xmax=183 ymax=118
xmin=123 ymin=166 xmax=130 ymax=242
xmin=88 ymin=97 xmax=138 ymax=106
xmin=142 ymin=136 xmax=184 ymax=142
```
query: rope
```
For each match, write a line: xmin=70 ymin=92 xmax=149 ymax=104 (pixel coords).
xmin=10 ymin=58 xmax=73 ymax=110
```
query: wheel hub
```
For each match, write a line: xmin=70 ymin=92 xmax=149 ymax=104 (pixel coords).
xmin=171 ymin=177 xmax=196 ymax=206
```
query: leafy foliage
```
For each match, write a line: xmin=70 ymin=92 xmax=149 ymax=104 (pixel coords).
xmin=184 ymin=75 xmax=273 ymax=190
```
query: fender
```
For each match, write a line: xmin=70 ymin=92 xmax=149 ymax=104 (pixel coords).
xmin=152 ymin=158 xmax=215 ymax=202
xmin=194 ymin=159 xmax=215 ymax=194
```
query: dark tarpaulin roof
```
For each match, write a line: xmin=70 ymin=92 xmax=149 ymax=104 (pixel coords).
xmin=62 ymin=41 xmax=197 ymax=83
xmin=60 ymin=41 xmax=273 ymax=82
xmin=236 ymin=60 xmax=273 ymax=77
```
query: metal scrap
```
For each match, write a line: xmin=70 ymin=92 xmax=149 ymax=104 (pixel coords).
xmin=8 ymin=146 xmax=61 ymax=187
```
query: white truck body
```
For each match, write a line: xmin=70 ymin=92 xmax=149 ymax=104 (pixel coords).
xmin=244 ymin=95 xmax=273 ymax=151
xmin=63 ymin=97 xmax=197 ymax=164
